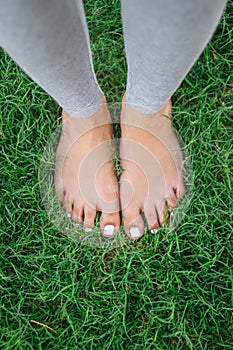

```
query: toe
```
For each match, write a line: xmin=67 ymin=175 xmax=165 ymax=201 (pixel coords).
xmin=84 ymin=205 xmax=96 ymax=230
xmin=55 ymin=187 xmax=64 ymax=202
xmin=176 ymin=178 xmax=186 ymax=199
xmin=72 ymin=201 xmax=84 ymax=224
xmin=100 ymin=213 xmax=120 ymax=238
xmin=156 ymin=203 xmax=168 ymax=226
xmin=102 ymin=224 xmax=115 ymax=238
xmin=157 ymin=196 xmax=177 ymax=226
xmin=166 ymin=195 xmax=177 ymax=210
xmin=62 ymin=193 xmax=73 ymax=217
xmin=54 ymin=172 xmax=63 ymax=201
xmin=122 ymin=207 xmax=144 ymax=240
xmin=144 ymin=204 xmax=159 ymax=230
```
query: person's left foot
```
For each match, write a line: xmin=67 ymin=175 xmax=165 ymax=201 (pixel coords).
xmin=120 ymin=99 xmax=185 ymax=240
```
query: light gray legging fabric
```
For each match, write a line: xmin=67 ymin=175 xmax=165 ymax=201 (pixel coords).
xmin=0 ymin=0 xmax=227 ymax=117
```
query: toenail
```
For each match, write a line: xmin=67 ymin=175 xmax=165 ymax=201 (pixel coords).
xmin=67 ymin=213 xmax=71 ymax=218
xmin=151 ymin=228 xmax=158 ymax=234
xmin=103 ymin=224 xmax=115 ymax=237
xmin=85 ymin=227 xmax=92 ymax=233
xmin=130 ymin=226 xmax=141 ymax=239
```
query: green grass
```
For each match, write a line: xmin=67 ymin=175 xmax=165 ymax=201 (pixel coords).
xmin=0 ymin=1 xmax=232 ymax=349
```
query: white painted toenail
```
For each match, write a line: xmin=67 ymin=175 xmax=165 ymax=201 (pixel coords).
xmin=103 ymin=225 xmax=115 ymax=237
xmin=170 ymin=212 xmax=174 ymax=217
xmin=85 ymin=227 xmax=92 ymax=233
xmin=151 ymin=228 xmax=158 ymax=234
xmin=67 ymin=213 xmax=71 ymax=218
xmin=130 ymin=226 xmax=141 ymax=238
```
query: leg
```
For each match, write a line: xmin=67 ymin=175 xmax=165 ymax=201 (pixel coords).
xmin=0 ymin=0 xmax=103 ymax=117
xmin=120 ymin=0 xmax=227 ymax=239
xmin=0 ymin=0 xmax=120 ymax=236
xmin=122 ymin=0 xmax=227 ymax=114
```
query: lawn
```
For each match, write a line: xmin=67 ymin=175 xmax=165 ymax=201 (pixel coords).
xmin=0 ymin=1 xmax=232 ymax=349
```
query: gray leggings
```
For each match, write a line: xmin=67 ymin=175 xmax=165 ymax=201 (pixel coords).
xmin=0 ymin=0 xmax=227 ymax=117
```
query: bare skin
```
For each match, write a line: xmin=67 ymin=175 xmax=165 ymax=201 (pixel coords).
xmin=54 ymin=99 xmax=120 ymax=238
xmin=120 ymin=99 xmax=185 ymax=240
xmin=54 ymin=97 xmax=185 ymax=240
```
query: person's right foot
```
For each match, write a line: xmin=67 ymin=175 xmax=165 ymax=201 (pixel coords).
xmin=120 ymin=99 xmax=185 ymax=240
xmin=54 ymin=100 xmax=120 ymax=238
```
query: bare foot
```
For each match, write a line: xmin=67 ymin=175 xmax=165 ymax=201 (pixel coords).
xmin=120 ymin=99 xmax=185 ymax=240
xmin=54 ymin=100 xmax=120 ymax=238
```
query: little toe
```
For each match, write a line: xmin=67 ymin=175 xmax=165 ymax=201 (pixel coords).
xmin=62 ymin=193 xmax=73 ymax=217
xmin=175 ymin=179 xmax=186 ymax=199
xmin=55 ymin=187 xmax=64 ymax=202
